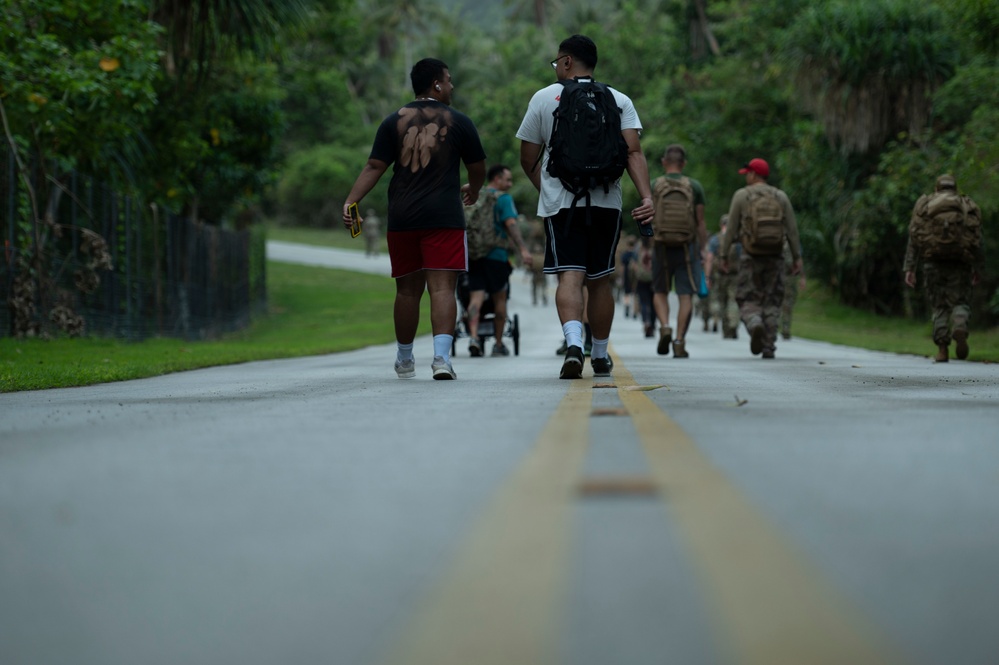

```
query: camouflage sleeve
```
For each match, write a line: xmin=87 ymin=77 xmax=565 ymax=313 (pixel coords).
xmin=720 ymin=189 xmax=745 ymax=258
xmin=779 ymin=190 xmax=802 ymax=262
xmin=902 ymin=237 xmax=918 ymax=273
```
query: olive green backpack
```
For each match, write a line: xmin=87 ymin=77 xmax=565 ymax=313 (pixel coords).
xmin=909 ymin=191 xmax=982 ymax=263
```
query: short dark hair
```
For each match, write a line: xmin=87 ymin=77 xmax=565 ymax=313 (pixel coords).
xmin=663 ymin=144 xmax=686 ymax=164
xmin=411 ymin=58 xmax=449 ymax=95
xmin=558 ymin=35 xmax=598 ymax=70
xmin=487 ymin=164 xmax=510 ymax=181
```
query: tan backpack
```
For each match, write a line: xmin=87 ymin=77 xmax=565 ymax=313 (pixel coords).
xmin=651 ymin=176 xmax=696 ymax=246
xmin=740 ymin=185 xmax=784 ymax=256
xmin=909 ymin=191 xmax=982 ymax=263
xmin=465 ymin=189 xmax=501 ymax=260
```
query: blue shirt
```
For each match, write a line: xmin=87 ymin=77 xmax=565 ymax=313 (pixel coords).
xmin=486 ymin=190 xmax=518 ymax=262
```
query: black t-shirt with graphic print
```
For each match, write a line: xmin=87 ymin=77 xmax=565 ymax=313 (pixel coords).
xmin=370 ymin=100 xmax=486 ymax=232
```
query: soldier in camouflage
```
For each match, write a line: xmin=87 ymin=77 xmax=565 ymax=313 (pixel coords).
xmin=721 ymin=158 xmax=803 ymax=359
xmin=903 ymin=174 xmax=984 ymax=362
xmin=707 ymin=214 xmax=741 ymax=339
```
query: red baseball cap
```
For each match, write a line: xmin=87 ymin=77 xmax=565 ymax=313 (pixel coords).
xmin=738 ymin=158 xmax=769 ymax=178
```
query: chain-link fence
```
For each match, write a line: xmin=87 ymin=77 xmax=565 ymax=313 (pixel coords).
xmin=1 ymin=147 xmax=267 ymax=340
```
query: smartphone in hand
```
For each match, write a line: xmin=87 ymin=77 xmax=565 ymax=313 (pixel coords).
xmin=348 ymin=202 xmax=362 ymax=238
xmin=637 ymin=220 xmax=654 ymax=238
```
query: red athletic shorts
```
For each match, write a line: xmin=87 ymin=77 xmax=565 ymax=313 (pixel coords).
xmin=387 ymin=228 xmax=467 ymax=278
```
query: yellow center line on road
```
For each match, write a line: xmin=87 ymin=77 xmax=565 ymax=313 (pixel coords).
xmin=381 ymin=379 xmax=592 ymax=665
xmin=383 ymin=349 xmax=906 ymax=665
xmin=612 ymin=353 xmax=907 ymax=665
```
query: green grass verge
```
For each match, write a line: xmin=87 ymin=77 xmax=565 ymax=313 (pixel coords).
xmin=1 ymin=262 xmax=430 ymax=392
xmin=267 ymin=222 xmax=386 ymax=252
xmin=791 ymin=282 xmax=998 ymax=362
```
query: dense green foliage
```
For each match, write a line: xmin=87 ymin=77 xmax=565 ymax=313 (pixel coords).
xmin=269 ymin=0 xmax=998 ymax=325
xmin=3 ymin=0 xmax=997 ymax=326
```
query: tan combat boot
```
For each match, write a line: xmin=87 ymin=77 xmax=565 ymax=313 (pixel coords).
xmin=934 ymin=344 xmax=949 ymax=363
xmin=673 ymin=339 xmax=689 ymax=358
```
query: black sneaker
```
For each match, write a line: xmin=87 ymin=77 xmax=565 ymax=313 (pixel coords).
xmin=591 ymin=355 xmax=614 ymax=377
xmin=560 ymin=345 xmax=584 ymax=379
xmin=469 ymin=338 xmax=483 ymax=357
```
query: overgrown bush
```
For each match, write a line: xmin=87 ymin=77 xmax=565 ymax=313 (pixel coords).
xmin=274 ymin=144 xmax=386 ymax=227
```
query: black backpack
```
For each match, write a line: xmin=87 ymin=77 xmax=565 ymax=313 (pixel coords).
xmin=546 ymin=78 xmax=629 ymax=210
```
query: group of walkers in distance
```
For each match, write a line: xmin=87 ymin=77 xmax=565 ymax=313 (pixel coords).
xmin=342 ymin=34 xmax=984 ymax=381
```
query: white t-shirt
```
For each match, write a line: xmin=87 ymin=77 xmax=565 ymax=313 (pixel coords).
xmin=516 ymin=79 xmax=642 ymax=218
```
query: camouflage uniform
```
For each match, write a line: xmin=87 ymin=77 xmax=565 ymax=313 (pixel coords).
xmin=721 ymin=177 xmax=802 ymax=357
xmin=713 ymin=267 xmax=740 ymax=337
xmin=526 ymin=220 xmax=548 ymax=306
xmin=735 ymin=254 xmax=784 ymax=352
xmin=920 ymin=262 xmax=973 ymax=345
xmin=903 ymin=175 xmax=983 ymax=355
xmin=779 ymin=240 xmax=799 ymax=339
xmin=709 ymin=220 xmax=741 ymax=337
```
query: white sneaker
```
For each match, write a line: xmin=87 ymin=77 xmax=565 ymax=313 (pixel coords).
xmin=395 ymin=358 xmax=415 ymax=379
xmin=431 ymin=356 xmax=456 ymax=380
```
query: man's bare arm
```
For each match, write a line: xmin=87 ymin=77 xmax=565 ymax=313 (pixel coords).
xmin=519 ymin=141 xmax=544 ymax=192
xmin=343 ymin=159 xmax=389 ymax=228
xmin=462 ymin=159 xmax=487 ymax=205
xmin=623 ymin=129 xmax=654 ymax=222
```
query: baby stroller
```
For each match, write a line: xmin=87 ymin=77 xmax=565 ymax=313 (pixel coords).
xmin=454 ymin=272 xmax=521 ymax=356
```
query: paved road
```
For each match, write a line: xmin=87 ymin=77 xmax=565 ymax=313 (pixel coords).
xmin=2 ymin=242 xmax=998 ymax=665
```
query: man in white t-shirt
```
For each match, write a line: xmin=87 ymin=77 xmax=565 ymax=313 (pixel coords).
xmin=516 ymin=34 xmax=655 ymax=379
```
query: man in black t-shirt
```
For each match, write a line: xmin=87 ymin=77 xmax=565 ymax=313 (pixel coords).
xmin=343 ymin=58 xmax=486 ymax=380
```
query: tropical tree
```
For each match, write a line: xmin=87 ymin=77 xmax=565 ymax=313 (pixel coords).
xmin=0 ymin=0 xmax=162 ymax=175
xmin=149 ymin=0 xmax=309 ymax=81
xmin=1 ymin=0 xmax=162 ymax=336
xmin=142 ymin=0 xmax=312 ymax=224
xmin=781 ymin=0 xmax=958 ymax=156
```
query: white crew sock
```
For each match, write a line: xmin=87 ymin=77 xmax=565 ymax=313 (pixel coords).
xmin=397 ymin=342 xmax=414 ymax=362
xmin=562 ymin=320 xmax=584 ymax=349
xmin=591 ymin=337 xmax=609 ymax=359
xmin=433 ymin=334 xmax=453 ymax=361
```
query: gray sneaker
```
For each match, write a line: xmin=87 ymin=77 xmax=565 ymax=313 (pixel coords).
xmin=431 ymin=356 xmax=457 ymax=380
xmin=395 ymin=358 xmax=415 ymax=379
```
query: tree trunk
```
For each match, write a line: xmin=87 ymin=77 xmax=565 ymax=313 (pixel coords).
xmin=691 ymin=0 xmax=721 ymax=58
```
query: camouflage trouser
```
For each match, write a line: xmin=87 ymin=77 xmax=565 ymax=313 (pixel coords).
xmin=696 ymin=293 xmax=711 ymax=325
xmin=736 ymin=254 xmax=785 ymax=353
xmin=780 ymin=270 xmax=799 ymax=337
xmin=531 ymin=267 xmax=548 ymax=305
xmin=923 ymin=262 xmax=972 ymax=345
xmin=710 ymin=270 xmax=740 ymax=335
